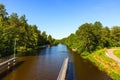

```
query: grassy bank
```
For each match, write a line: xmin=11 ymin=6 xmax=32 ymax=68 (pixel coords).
xmin=114 ymin=48 xmax=120 ymax=58
xmin=85 ymin=48 xmax=120 ymax=80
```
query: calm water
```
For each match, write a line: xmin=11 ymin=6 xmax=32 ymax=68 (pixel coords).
xmin=0 ymin=44 xmax=112 ymax=80
xmin=71 ymin=51 xmax=112 ymax=80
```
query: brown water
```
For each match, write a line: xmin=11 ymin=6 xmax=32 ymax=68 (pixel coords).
xmin=0 ymin=44 xmax=112 ymax=80
xmin=71 ymin=52 xmax=112 ymax=80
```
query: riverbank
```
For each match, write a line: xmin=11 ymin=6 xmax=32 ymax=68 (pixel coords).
xmin=16 ymin=45 xmax=47 ymax=56
xmin=84 ymin=48 xmax=120 ymax=80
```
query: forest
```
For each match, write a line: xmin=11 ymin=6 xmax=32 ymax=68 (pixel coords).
xmin=61 ymin=21 xmax=120 ymax=55
xmin=0 ymin=4 xmax=56 ymax=57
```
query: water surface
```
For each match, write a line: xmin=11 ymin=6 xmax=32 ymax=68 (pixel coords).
xmin=1 ymin=44 xmax=112 ymax=80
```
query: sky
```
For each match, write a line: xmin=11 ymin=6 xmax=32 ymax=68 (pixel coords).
xmin=0 ymin=0 xmax=120 ymax=39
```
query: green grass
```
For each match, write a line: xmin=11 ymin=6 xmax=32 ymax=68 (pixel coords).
xmin=85 ymin=48 xmax=120 ymax=80
xmin=114 ymin=49 xmax=120 ymax=58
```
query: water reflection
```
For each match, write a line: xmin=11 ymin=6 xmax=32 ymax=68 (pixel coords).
xmin=0 ymin=61 xmax=24 ymax=79
xmin=1 ymin=44 xmax=69 ymax=80
xmin=0 ymin=44 xmax=112 ymax=80
xmin=71 ymin=51 xmax=112 ymax=80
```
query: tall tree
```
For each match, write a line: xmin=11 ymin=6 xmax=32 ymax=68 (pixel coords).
xmin=0 ymin=4 xmax=8 ymax=21
xmin=0 ymin=4 xmax=9 ymax=57
xmin=19 ymin=15 xmax=29 ymax=50
xmin=41 ymin=31 xmax=48 ymax=44
xmin=0 ymin=4 xmax=53 ymax=57
xmin=101 ymin=26 xmax=110 ymax=47
xmin=48 ymin=35 xmax=53 ymax=44
xmin=110 ymin=26 xmax=120 ymax=47
xmin=76 ymin=23 xmax=95 ymax=53
xmin=92 ymin=21 xmax=102 ymax=47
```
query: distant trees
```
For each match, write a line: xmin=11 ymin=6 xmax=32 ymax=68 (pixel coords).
xmin=62 ymin=21 xmax=120 ymax=55
xmin=0 ymin=4 xmax=55 ymax=57
xmin=47 ymin=35 xmax=53 ymax=44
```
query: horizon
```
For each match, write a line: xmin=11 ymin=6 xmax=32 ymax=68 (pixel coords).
xmin=0 ymin=0 xmax=120 ymax=39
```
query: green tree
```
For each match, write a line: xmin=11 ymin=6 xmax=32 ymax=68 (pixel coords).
xmin=0 ymin=4 xmax=9 ymax=57
xmin=61 ymin=21 xmax=116 ymax=55
xmin=92 ymin=21 xmax=103 ymax=48
xmin=0 ymin=4 xmax=8 ymax=21
xmin=0 ymin=4 xmax=53 ymax=57
xmin=76 ymin=23 xmax=95 ymax=53
xmin=41 ymin=31 xmax=48 ymax=44
xmin=101 ymin=26 xmax=110 ymax=47
xmin=48 ymin=35 xmax=53 ymax=44
xmin=110 ymin=26 xmax=120 ymax=47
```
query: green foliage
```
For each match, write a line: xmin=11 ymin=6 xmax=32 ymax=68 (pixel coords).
xmin=0 ymin=4 xmax=54 ymax=57
xmin=87 ymin=49 xmax=120 ymax=80
xmin=110 ymin=72 xmax=120 ymax=80
xmin=100 ymin=27 xmax=110 ymax=47
xmin=47 ymin=35 xmax=56 ymax=45
xmin=110 ymin=26 xmax=120 ymax=47
xmin=61 ymin=21 xmax=120 ymax=55
xmin=114 ymin=49 xmax=120 ymax=58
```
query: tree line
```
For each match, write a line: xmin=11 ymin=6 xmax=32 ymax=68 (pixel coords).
xmin=0 ymin=4 xmax=56 ymax=57
xmin=61 ymin=21 xmax=120 ymax=55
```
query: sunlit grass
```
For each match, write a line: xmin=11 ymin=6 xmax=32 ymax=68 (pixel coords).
xmin=86 ymin=48 xmax=120 ymax=80
xmin=114 ymin=49 xmax=120 ymax=58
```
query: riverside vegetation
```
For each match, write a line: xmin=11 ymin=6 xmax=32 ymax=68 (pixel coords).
xmin=0 ymin=4 xmax=58 ymax=57
xmin=87 ymin=49 xmax=120 ymax=80
xmin=0 ymin=3 xmax=120 ymax=80
xmin=61 ymin=21 xmax=120 ymax=79
xmin=114 ymin=48 xmax=120 ymax=58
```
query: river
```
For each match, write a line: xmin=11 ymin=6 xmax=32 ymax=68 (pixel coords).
xmin=0 ymin=44 xmax=112 ymax=80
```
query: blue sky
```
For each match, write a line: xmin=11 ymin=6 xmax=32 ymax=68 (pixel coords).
xmin=0 ymin=0 xmax=120 ymax=39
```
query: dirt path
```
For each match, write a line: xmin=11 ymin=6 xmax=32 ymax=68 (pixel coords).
xmin=106 ymin=49 xmax=120 ymax=64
